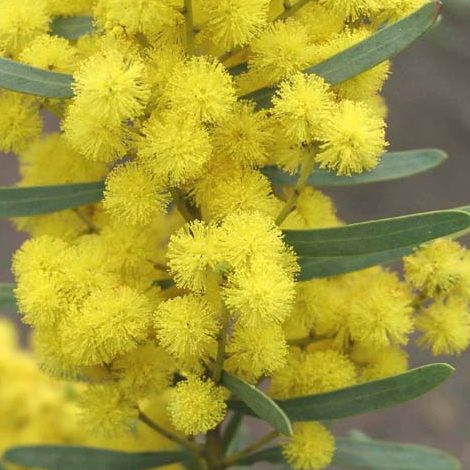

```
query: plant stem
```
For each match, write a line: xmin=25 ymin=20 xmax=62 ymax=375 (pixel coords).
xmin=138 ymin=411 xmax=201 ymax=455
xmin=170 ymin=188 xmax=198 ymax=223
xmin=221 ymin=412 xmax=244 ymax=455
xmin=222 ymin=431 xmax=279 ymax=468
xmin=275 ymin=150 xmax=316 ymax=226
xmin=276 ymin=0 xmax=314 ymax=21
xmin=212 ymin=306 xmax=230 ymax=384
xmin=184 ymin=0 xmax=195 ymax=54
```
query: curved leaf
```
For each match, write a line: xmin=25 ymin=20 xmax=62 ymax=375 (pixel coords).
xmin=242 ymin=2 xmax=441 ymax=108
xmin=283 ymin=210 xmax=470 ymax=280
xmin=230 ymin=364 xmax=454 ymax=421
xmin=236 ymin=439 xmax=460 ymax=469
xmin=0 ymin=182 xmax=104 ymax=218
xmin=50 ymin=16 xmax=94 ymax=40
xmin=4 ymin=446 xmax=186 ymax=470
xmin=0 ymin=284 xmax=15 ymax=310
xmin=263 ymin=149 xmax=447 ymax=187
xmin=0 ymin=57 xmax=74 ymax=98
xmin=222 ymin=373 xmax=292 ymax=436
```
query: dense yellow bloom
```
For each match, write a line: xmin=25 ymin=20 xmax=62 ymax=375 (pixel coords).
xmin=226 ymin=323 xmax=288 ymax=382
xmin=0 ymin=0 xmax=50 ymax=57
xmin=79 ymin=385 xmax=138 ymax=437
xmin=163 ymin=57 xmax=236 ymax=124
xmin=104 ymin=162 xmax=170 ymax=226
xmin=112 ymin=344 xmax=174 ymax=399
xmin=376 ymin=0 xmax=428 ymax=23
xmin=63 ymin=102 xmax=130 ymax=162
xmin=47 ymin=0 xmax=95 ymax=15
xmin=316 ymin=100 xmax=387 ymax=175
xmin=416 ymin=299 xmax=470 ymax=356
xmin=211 ymin=102 xmax=274 ymax=168
xmin=282 ymin=187 xmax=340 ymax=230
xmin=167 ymin=221 xmax=219 ymax=292
xmin=19 ymin=133 xmax=107 ymax=185
xmin=283 ymin=422 xmax=335 ymax=470
xmin=154 ymin=295 xmax=219 ymax=366
xmin=203 ymin=0 xmax=270 ymax=50
xmin=296 ymin=4 xmax=344 ymax=43
xmin=404 ymin=239 xmax=470 ymax=299
xmin=138 ymin=111 xmax=212 ymax=186
xmin=319 ymin=0 xmax=380 ymax=21
xmin=167 ymin=377 xmax=227 ymax=435
xmin=0 ymin=92 xmax=41 ymax=154
xmin=273 ymin=73 xmax=335 ymax=144
xmin=352 ymin=345 xmax=409 ymax=382
xmin=73 ymin=49 xmax=150 ymax=122
xmin=94 ymin=0 xmax=179 ymax=40
xmin=346 ymin=271 xmax=414 ymax=347
xmin=224 ymin=258 xmax=296 ymax=326
xmin=194 ymin=164 xmax=278 ymax=221
xmin=62 ymin=286 xmax=152 ymax=366
xmin=19 ymin=35 xmax=79 ymax=73
xmin=271 ymin=349 xmax=357 ymax=399
xmin=249 ymin=20 xmax=317 ymax=84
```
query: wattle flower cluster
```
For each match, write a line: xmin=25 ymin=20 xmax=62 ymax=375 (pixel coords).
xmin=2 ymin=1 xmax=469 ymax=470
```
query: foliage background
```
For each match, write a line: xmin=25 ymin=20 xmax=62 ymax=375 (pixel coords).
xmin=1 ymin=3 xmax=470 ymax=466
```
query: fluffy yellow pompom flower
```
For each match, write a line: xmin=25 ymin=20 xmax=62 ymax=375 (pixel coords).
xmin=271 ymin=349 xmax=357 ymax=399
xmin=404 ymin=239 xmax=470 ymax=299
xmin=224 ymin=258 xmax=296 ymax=326
xmin=194 ymin=164 xmax=278 ymax=221
xmin=282 ymin=187 xmax=339 ymax=230
xmin=19 ymin=133 xmax=107 ymax=185
xmin=62 ymin=286 xmax=152 ymax=366
xmin=79 ymin=385 xmax=138 ymax=437
xmin=167 ymin=221 xmax=219 ymax=292
xmin=154 ymin=295 xmax=219 ymax=366
xmin=94 ymin=0 xmax=179 ymax=40
xmin=73 ymin=49 xmax=150 ymax=122
xmin=272 ymin=73 xmax=335 ymax=144
xmin=63 ymin=102 xmax=129 ymax=162
xmin=346 ymin=271 xmax=414 ymax=347
xmin=211 ymin=102 xmax=274 ymax=168
xmin=203 ymin=0 xmax=270 ymax=50
xmin=318 ymin=0 xmax=380 ymax=20
xmin=249 ymin=20 xmax=317 ymax=84
xmin=167 ymin=377 xmax=227 ymax=435
xmin=216 ymin=210 xmax=298 ymax=273
xmin=0 ymin=92 xmax=41 ymax=154
xmin=352 ymin=345 xmax=409 ymax=382
xmin=296 ymin=4 xmax=344 ymax=43
xmin=138 ymin=111 xmax=212 ymax=186
xmin=104 ymin=162 xmax=170 ymax=226
xmin=316 ymin=100 xmax=387 ymax=176
xmin=226 ymin=323 xmax=288 ymax=382
xmin=19 ymin=35 xmax=79 ymax=73
xmin=47 ymin=0 xmax=95 ymax=15
xmin=0 ymin=0 xmax=50 ymax=57
xmin=376 ymin=0 xmax=428 ymax=23
xmin=113 ymin=344 xmax=174 ymax=399
xmin=416 ymin=299 xmax=470 ymax=356
xmin=283 ymin=422 xmax=335 ymax=470
xmin=164 ymin=57 xmax=236 ymax=124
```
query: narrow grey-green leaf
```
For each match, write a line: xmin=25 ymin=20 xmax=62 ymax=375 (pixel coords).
xmin=242 ymin=2 xmax=441 ymax=108
xmin=333 ymin=437 xmax=461 ymax=469
xmin=283 ymin=210 xmax=470 ymax=279
xmin=50 ymin=16 xmax=94 ymax=40
xmin=0 ymin=284 xmax=15 ymax=310
xmin=0 ymin=182 xmax=104 ymax=218
xmin=4 ymin=446 xmax=186 ymax=470
xmin=222 ymin=373 xmax=293 ymax=436
xmin=230 ymin=364 xmax=454 ymax=421
xmin=263 ymin=149 xmax=447 ymax=187
xmin=236 ymin=438 xmax=460 ymax=469
xmin=0 ymin=57 xmax=74 ymax=98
